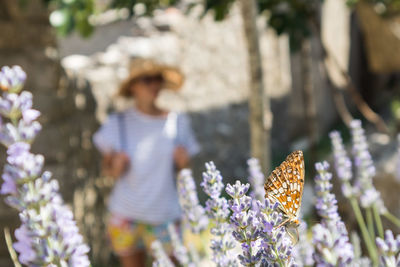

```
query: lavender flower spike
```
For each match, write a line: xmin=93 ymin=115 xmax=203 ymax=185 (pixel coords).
xmin=167 ymin=224 xmax=194 ymax=267
xmin=201 ymin=162 xmax=238 ymax=267
xmin=151 ymin=240 xmax=175 ymax=267
xmin=292 ymin=222 xmax=314 ymax=267
xmin=254 ymin=198 xmax=295 ymax=266
xmin=329 ymin=131 xmax=357 ymax=198
xmin=350 ymin=120 xmax=386 ymax=212
xmin=376 ymin=230 xmax=400 ymax=267
xmin=312 ymin=161 xmax=354 ymax=266
xmin=226 ymin=181 xmax=262 ymax=266
xmin=0 ymin=66 xmax=90 ymax=266
xmin=177 ymin=169 xmax=209 ymax=233
xmin=247 ymin=158 xmax=265 ymax=201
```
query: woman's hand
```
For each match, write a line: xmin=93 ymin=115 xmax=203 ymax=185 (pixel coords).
xmin=173 ymin=146 xmax=190 ymax=170
xmin=102 ymin=152 xmax=130 ymax=179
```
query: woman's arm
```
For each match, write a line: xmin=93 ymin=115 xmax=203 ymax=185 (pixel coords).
xmin=173 ymin=146 xmax=190 ymax=170
xmin=102 ymin=152 xmax=130 ymax=179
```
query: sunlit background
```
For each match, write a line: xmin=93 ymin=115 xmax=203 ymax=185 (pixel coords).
xmin=1 ymin=0 xmax=400 ymax=266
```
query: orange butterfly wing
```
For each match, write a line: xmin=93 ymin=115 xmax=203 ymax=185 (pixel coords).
xmin=264 ymin=150 xmax=305 ymax=221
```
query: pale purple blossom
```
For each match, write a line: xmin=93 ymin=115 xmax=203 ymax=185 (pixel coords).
xmin=314 ymin=162 xmax=340 ymax=222
xmin=312 ymin=161 xmax=354 ymax=266
xmin=151 ymin=240 xmax=175 ymax=267
xmin=254 ymin=198 xmax=295 ymax=266
xmin=0 ymin=66 xmax=90 ymax=266
xmin=0 ymin=122 xmax=19 ymax=147
xmin=247 ymin=158 xmax=265 ymax=201
xmin=350 ymin=120 xmax=386 ymax=212
xmin=168 ymin=224 xmax=194 ymax=267
xmin=22 ymin=109 xmax=40 ymax=124
xmin=376 ymin=230 xmax=400 ymax=267
xmin=226 ymin=181 xmax=262 ymax=266
xmin=177 ymin=169 xmax=209 ymax=233
xmin=0 ymin=119 xmax=41 ymax=147
xmin=0 ymin=66 xmax=26 ymax=93
xmin=3 ymin=142 xmax=90 ymax=266
xmin=201 ymin=162 xmax=238 ymax=267
xmin=0 ymin=91 xmax=36 ymax=120
xmin=13 ymin=224 xmax=35 ymax=265
xmin=330 ymin=131 xmax=358 ymax=198
xmin=201 ymin=161 xmax=224 ymax=198
xmin=292 ymin=222 xmax=314 ymax=267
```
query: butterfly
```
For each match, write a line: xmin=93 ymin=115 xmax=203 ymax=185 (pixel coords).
xmin=264 ymin=150 xmax=305 ymax=241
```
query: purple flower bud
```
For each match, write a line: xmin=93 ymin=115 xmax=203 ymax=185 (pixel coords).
xmin=0 ymin=171 xmax=17 ymax=195
xmin=0 ymin=66 xmax=26 ymax=93
xmin=225 ymin=180 xmax=250 ymax=199
xmin=376 ymin=230 xmax=400 ymax=266
xmin=22 ymin=109 xmax=40 ymax=124
xmin=13 ymin=225 xmax=35 ymax=264
xmin=201 ymin=161 xmax=224 ymax=199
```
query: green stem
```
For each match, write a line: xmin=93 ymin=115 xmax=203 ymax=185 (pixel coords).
xmin=366 ymin=207 xmax=375 ymax=239
xmin=373 ymin=205 xmax=384 ymax=239
xmin=383 ymin=212 xmax=400 ymax=228
xmin=349 ymin=198 xmax=378 ymax=266
xmin=4 ymin=228 xmax=22 ymax=267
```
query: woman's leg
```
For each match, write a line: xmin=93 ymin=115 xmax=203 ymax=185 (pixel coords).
xmin=108 ymin=215 xmax=146 ymax=267
xmin=119 ymin=250 xmax=146 ymax=267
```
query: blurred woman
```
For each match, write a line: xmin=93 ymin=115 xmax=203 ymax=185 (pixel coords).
xmin=93 ymin=58 xmax=200 ymax=267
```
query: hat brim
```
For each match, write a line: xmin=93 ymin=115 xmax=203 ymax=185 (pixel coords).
xmin=118 ymin=65 xmax=184 ymax=98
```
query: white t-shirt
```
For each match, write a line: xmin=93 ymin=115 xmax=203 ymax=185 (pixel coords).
xmin=93 ymin=107 xmax=200 ymax=224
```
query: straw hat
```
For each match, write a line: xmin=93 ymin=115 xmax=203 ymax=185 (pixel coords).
xmin=118 ymin=58 xmax=184 ymax=97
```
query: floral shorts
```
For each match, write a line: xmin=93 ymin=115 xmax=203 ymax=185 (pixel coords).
xmin=107 ymin=214 xmax=174 ymax=256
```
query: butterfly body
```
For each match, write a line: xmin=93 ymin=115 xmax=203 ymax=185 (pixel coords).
xmin=264 ymin=150 xmax=305 ymax=228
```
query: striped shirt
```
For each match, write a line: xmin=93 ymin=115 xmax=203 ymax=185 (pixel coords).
xmin=93 ymin=107 xmax=200 ymax=224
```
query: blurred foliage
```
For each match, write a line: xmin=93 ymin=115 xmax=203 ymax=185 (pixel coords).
xmin=203 ymin=0 xmax=236 ymax=21
xmin=41 ymin=0 xmax=323 ymax=50
xmin=39 ymin=0 xmax=400 ymax=47
xmin=203 ymin=0 xmax=322 ymax=51
xmin=257 ymin=0 xmax=321 ymax=51
xmin=110 ymin=0 xmax=179 ymax=16
xmin=41 ymin=0 xmax=178 ymax=37
xmin=43 ymin=0 xmax=95 ymax=37
xmin=391 ymin=98 xmax=400 ymax=120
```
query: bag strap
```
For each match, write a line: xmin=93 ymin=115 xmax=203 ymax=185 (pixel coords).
xmin=117 ymin=112 xmax=127 ymax=151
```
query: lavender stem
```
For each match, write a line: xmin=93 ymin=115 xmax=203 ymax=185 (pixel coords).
xmin=373 ymin=204 xmax=384 ymax=239
xmin=383 ymin=212 xmax=400 ymax=228
xmin=4 ymin=228 xmax=21 ymax=267
xmin=366 ymin=207 xmax=375 ymax=240
xmin=350 ymin=197 xmax=378 ymax=265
